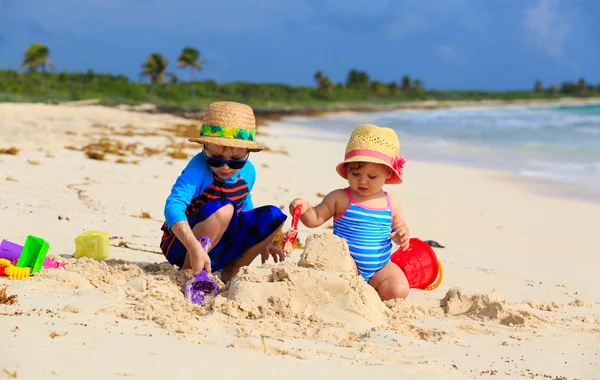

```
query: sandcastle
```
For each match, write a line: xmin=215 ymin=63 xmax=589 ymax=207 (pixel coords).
xmin=221 ymin=232 xmax=390 ymax=328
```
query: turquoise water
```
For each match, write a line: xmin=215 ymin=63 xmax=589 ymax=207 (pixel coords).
xmin=291 ymin=103 xmax=600 ymax=201
xmin=551 ymin=103 xmax=600 ymax=115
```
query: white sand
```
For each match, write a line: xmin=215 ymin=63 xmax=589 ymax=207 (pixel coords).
xmin=1 ymin=102 xmax=599 ymax=379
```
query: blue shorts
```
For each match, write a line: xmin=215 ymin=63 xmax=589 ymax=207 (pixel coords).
xmin=160 ymin=199 xmax=287 ymax=271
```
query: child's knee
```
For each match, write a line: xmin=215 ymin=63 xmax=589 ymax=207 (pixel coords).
xmin=213 ymin=203 xmax=234 ymax=224
xmin=389 ymin=282 xmax=409 ymax=300
xmin=378 ymin=278 xmax=410 ymax=301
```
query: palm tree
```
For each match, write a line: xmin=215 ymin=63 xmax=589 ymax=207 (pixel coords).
xmin=534 ymin=80 xmax=543 ymax=92
xmin=413 ymin=79 xmax=424 ymax=95
xmin=177 ymin=47 xmax=207 ymax=98
xmin=141 ymin=53 xmax=170 ymax=94
xmin=576 ymin=78 xmax=587 ymax=95
xmin=345 ymin=69 xmax=370 ymax=89
xmin=401 ymin=75 xmax=411 ymax=91
xmin=313 ymin=71 xmax=333 ymax=96
xmin=22 ymin=42 xmax=54 ymax=72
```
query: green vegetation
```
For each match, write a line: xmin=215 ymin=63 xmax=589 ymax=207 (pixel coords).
xmin=1 ymin=43 xmax=599 ymax=111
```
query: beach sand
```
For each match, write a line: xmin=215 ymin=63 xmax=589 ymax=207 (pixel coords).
xmin=1 ymin=103 xmax=599 ymax=379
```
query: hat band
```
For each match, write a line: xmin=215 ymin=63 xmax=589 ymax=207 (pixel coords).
xmin=200 ymin=124 xmax=256 ymax=142
xmin=345 ymin=149 xmax=393 ymax=164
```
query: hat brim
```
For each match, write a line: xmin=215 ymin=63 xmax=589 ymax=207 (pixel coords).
xmin=188 ymin=136 xmax=266 ymax=152
xmin=336 ymin=155 xmax=403 ymax=184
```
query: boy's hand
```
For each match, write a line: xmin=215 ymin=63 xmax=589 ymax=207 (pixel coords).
xmin=187 ymin=244 xmax=211 ymax=276
xmin=390 ymin=227 xmax=410 ymax=251
xmin=261 ymin=243 xmax=285 ymax=264
xmin=289 ymin=198 xmax=311 ymax=216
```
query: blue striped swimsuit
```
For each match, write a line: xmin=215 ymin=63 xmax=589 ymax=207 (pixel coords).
xmin=333 ymin=188 xmax=393 ymax=282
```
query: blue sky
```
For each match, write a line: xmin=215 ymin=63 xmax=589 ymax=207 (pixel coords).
xmin=0 ymin=0 xmax=598 ymax=90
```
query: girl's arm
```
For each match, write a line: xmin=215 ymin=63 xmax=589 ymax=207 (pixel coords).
xmin=388 ymin=193 xmax=410 ymax=250
xmin=290 ymin=189 xmax=346 ymax=228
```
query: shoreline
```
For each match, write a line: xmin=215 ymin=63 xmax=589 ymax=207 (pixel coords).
xmin=2 ymin=100 xmax=598 ymax=205
xmin=114 ymin=96 xmax=600 ymax=122
xmin=256 ymin=104 xmax=600 ymax=206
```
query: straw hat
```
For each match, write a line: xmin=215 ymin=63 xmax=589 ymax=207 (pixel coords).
xmin=336 ymin=124 xmax=406 ymax=184
xmin=188 ymin=101 xmax=265 ymax=152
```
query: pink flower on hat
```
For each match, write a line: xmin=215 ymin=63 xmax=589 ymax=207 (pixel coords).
xmin=392 ymin=156 xmax=406 ymax=177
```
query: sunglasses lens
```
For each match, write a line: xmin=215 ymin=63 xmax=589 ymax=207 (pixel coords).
xmin=228 ymin=161 xmax=246 ymax=169
xmin=203 ymin=150 xmax=248 ymax=169
xmin=206 ymin=158 xmax=246 ymax=169
xmin=206 ymin=158 xmax=224 ymax=167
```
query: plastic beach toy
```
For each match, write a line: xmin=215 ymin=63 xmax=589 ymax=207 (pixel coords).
xmin=2 ymin=239 xmax=64 ymax=269
xmin=0 ymin=258 xmax=31 ymax=280
xmin=42 ymin=257 xmax=65 ymax=269
xmin=0 ymin=240 xmax=23 ymax=263
xmin=16 ymin=235 xmax=50 ymax=274
xmin=282 ymin=204 xmax=302 ymax=256
xmin=74 ymin=231 xmax=109 ymax=260
xmin=391 ymin=237 xmax=443 ymax=290
xmin=184 ymin=236 xmax=219 ymax=305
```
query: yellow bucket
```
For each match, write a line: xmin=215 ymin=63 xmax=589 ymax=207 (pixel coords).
xmin=74 ymin=231 xmax=109 ymax=260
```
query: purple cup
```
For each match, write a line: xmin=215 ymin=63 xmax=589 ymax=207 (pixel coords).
xmin=0 ymin=240 xmax=23 ymax=262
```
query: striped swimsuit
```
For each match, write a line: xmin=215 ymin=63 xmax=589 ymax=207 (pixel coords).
xmin=333 ymin=188 xmax=393 ymax=282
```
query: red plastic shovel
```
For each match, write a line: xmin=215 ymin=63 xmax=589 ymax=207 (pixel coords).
xmin=282 ymin=205 xmax=302 ymax=256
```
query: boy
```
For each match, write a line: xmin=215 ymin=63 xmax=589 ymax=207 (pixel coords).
xmin=160 ymin=101 xmax=287 ymax=282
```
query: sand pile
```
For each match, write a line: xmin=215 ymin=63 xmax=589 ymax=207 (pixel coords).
xmin=35 ymin=233 xmax=388 ymax=331
xmin=440 ymin=287 xmax=547 ymax=327
xmin=297 ymin=233 xmax=356 ymax=273
xmin=31 ymin=233 xmax=555 ymax=338
xmin=220 ymin=233 xmax=388 ymax=328
xmin=36 ymin=258 xmax=211 ymax=333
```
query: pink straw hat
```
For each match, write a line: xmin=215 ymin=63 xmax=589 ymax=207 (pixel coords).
xmin=336 ymin=124 xmax=406 ymax=184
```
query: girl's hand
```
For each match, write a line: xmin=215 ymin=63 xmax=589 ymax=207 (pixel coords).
xmin=390 ymin=227 xmax=410 ymax=250
xmin=289 ymin=198 xmax=311 ymax=216
xmin=261 ymin=243 xmax=285 ymax=264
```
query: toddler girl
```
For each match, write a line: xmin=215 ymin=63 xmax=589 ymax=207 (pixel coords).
xmin=289 ymin=124 xmax=411 ymax=300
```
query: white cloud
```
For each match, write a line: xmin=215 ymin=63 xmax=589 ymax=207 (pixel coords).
xmin=523 ymin=0 xmax=571 ymax=57
xmin=436 ymin=45 xmax=464 ymax=65
xmin=383 ymin=12 xmax=430 ymax=39
xmin=382 ymin=0 xmax=491 ymax=40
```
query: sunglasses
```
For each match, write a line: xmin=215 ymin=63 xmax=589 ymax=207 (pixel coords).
xmin=203 ymin=150 xmax=249 ymax=170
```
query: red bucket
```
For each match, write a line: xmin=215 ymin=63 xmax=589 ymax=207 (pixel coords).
xmin=391 ymin=238 xmax=443 ymax=290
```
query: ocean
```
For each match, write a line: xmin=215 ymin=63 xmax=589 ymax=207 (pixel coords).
xmin=291 ymin=103 xmax=600 ymax=202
